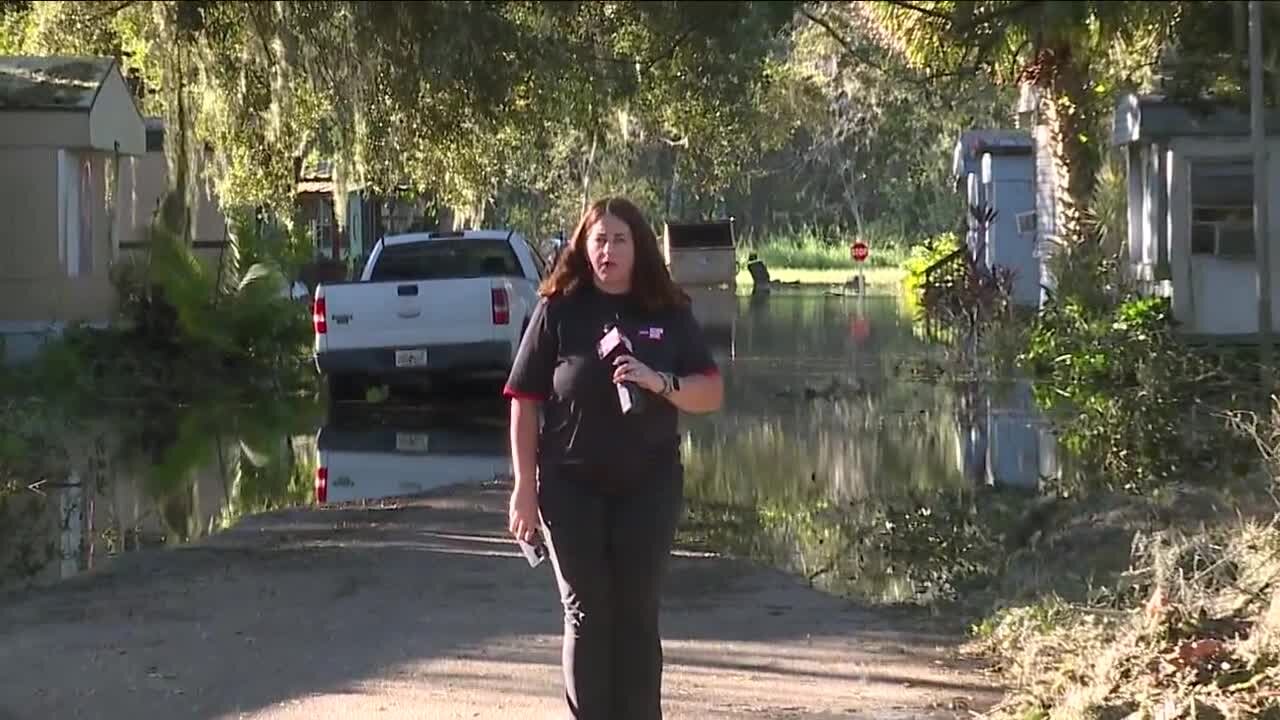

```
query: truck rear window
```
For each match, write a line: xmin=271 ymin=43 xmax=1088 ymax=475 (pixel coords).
xmin=369 ymin=239 xmax=522 ymax=282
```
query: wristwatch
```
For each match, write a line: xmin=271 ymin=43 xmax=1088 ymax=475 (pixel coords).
xmin=661 ymin=372 xmax=680 ymax=396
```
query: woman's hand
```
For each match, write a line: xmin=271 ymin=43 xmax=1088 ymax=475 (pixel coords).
xmin=508 ymin=482 xmax=540 ymax=544
xmin=612 ymin=355 xmax=666 ymax=394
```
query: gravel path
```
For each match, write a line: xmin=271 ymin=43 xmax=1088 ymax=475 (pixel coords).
xmin=0 ymin=481 xmax=1002 ymax=720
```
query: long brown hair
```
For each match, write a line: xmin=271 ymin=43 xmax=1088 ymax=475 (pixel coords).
xmin=540 ymin=197 xmax=689 ymax=311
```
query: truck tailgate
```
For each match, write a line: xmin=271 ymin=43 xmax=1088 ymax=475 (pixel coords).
xmin=320 ymin=278 xmax=499 ymax=352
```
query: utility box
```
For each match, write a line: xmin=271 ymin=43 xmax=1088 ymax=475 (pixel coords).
xmin=663 ymin=219 xmax=737 ymax=287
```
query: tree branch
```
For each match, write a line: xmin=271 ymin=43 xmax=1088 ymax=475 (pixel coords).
xmin=640 ymin=30 xmax=693 ymax=72
xmin=800 ymin=5 xmax=987 ymax=86
xmin=88 ymin=1 xmax=138 ymax=22
xmin=882 ymin=0 xmax=952 ymax=23
xmin=244 ymin=2 xmax=279 ymax=68
xmin=577 ymin=28 xmax=695 ymax=73
xmin=799 ymin=5 xmax=889 ymax=73
xmin=884 ymin=0 xmax=1040 ymax=34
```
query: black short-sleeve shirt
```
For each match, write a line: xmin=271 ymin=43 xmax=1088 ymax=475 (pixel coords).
xmin=503 ymin=285 xmax=719 ymax=476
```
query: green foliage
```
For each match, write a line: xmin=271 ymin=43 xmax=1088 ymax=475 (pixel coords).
xmin=1085 ymin=152 xmax=1131 ymax=258
xmin=109 ymin=191 xmax=314 ymax=379
xmin=1021 ymin=175 xmax=1251 ymax=495
xmin=683 ymin=488 xmax=1026 ymax=606
xmin=121 ymin=395 xmax=321 ymax=535
xmin=1 ymin=1 xmax=801 ymax=228
xmin=1160 ymin=2 xmax=1280 ymax=106
xmin=0 ymin=383 xmax=70 ymax=501
xmin=865 ymin=1 xmax=1175 ymax=245
xmin=2 ymin=1 xmax=1032 ymax=250
xmin=723 ymin=3 xmax=1012 ymax=241
xmin=1020 ymin=295 xmax=1251 ymax=494
xmin=901 ymin=231 xmax=964 ymax=308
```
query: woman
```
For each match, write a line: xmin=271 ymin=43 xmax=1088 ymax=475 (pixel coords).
xmin=503 ymin=197 xmax=724 ymax=719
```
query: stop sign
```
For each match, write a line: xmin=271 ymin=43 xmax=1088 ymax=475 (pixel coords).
xmin=850 ymin=241 xmax=869 ymax=262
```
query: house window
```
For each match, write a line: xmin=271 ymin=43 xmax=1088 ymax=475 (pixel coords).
xmin=306 ymin=197 xmax=335 ymax=259
xmin=57 ymin=150 xmax=94 ymax=277
xmin=79 ymin=156 xmax=94 ymax=276
xmin=1190 ymin=159 xmax=1255 ymax=259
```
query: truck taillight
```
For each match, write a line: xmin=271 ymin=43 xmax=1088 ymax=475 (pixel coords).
xmin=492 ymin=288 xmax=510 ymax=325
xmin=312 ymin=296 xmax=327 ymax=334
xmin=315 ymin=466 xmax=328 ymax=504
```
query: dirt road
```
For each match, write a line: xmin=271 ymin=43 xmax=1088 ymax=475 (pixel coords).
xmin=0 ymin=481 xmax=1002 ymax=719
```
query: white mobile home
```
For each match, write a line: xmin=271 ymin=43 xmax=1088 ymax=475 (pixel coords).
xmin=1114 ymin=92 xmax=1280 ymax=340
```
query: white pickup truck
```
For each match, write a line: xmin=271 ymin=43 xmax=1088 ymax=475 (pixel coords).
xmin=313 ymin=419 xmax=510 ymax=505
xmin=312 ymin=229 xmax=549 ymax=401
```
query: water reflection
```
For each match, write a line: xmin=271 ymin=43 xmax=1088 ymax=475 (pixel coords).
xmin=316 ymin=410 xmax=509 ymax=505
xmin=0 ymin=397 xmax=323 ymax=590
xmin=678 ymin=289 xmax=1061 ymax=604
xmin=684 ymin=291 xmax=967 ymax=504
xmin=0 ymin=387 xmax=527 ymax=590
xmin=686 ymin=286 xmax=737 ymax=360
xmin=4 ymin=287 xmax=1065 ymax=607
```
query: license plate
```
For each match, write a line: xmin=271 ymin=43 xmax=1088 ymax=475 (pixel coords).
xmin=395 ymin=433 xmax=430 ymax=453
xmin=395 ymin=349 xmax=428 ymax=368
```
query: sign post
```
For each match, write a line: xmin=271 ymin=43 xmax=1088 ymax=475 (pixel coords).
xmin=850 ymin=241 xmax=869 ymax=295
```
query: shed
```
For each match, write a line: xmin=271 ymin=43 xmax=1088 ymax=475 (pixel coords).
xmin=0 ymin=56 xmax=146 ymax=362
xmin=1112 ymin=92 xmax=1280 ymax=339
xmin=662 ymin=219 xmax=737 ymax=287
xmin=952 ymin=129 xmax=1041 ymax=307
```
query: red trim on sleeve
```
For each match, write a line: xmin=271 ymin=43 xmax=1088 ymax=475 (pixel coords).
xmin=503 ymin=385 xmax=545 ymax=401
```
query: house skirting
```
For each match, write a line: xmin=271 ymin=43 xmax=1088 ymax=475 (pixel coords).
xmin=0 ymin=321 xmax=108 ymax=365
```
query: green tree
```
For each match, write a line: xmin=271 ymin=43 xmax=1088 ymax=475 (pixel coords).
xmin=862 ymin=1 xmax=1177 ymax=247
xmin=1159 ymin=1 xmax=1280 ymax=106
xmin=2 ymin=1 xmax=800 ymax=229
xmin=738 ymin=2 xmax=1014 ymax=242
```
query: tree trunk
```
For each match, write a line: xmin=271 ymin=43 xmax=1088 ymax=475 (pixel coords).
xmin=840 ymin=163 xmax=864 ymax=238
xmin=1040 ymin=55 xmax=1097 ymax=247
xmin=435 ymin=205 xmax=455 ymax=232
xmin=580 ymin=128 xmax=598 ymax=215
xmin=666 ymin=145 xmax=681 ymax=219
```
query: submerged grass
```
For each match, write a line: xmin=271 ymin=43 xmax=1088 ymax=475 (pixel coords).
xmin=740 ymin=227 xmax=910 ymax=271
xmin=732 ymin=266 xmax=905 ymax=291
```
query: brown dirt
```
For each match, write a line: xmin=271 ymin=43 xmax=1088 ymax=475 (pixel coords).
xmin=0 ymin=480 xmax=1003 ymax=720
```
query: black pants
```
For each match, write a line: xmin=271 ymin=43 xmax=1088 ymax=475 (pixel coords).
xmin=537 ymin=460 xmax=685 ymax=720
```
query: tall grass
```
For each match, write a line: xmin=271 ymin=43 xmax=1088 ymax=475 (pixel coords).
xmin=739 ymin=226 xmax=909 ymax=271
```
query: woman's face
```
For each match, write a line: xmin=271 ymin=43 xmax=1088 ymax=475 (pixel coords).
xmin=585 ymin=213 xmax=634 ymax=293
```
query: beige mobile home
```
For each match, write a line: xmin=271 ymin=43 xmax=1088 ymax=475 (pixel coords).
xmin=0 ymin=56 xmax=146 ymax=361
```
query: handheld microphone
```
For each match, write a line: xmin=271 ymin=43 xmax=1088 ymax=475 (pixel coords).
xmin=597 ymin=324 xmax=646 ymax=415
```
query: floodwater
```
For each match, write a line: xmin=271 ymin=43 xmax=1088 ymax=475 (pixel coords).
xmin=1 ymin=287 xmax=1061 ymax=604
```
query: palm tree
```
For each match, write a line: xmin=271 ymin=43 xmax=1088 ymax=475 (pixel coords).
xmin=859 ymin=1 xmax=1177 ymax=247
